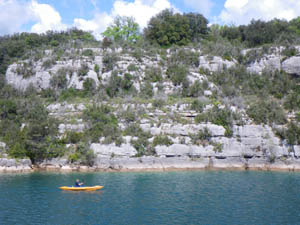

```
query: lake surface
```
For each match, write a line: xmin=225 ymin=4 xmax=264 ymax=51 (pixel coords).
xmin=1 ymin=171 xmax=300 ymax=225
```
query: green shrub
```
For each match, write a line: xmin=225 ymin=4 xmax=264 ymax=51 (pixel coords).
xmin=194 ymin=106 xmax=236 ymax=137
xmin=152 ymin=135 xmax=173 ymax=147
xmin=68 ymin=142 xmax=95 ymax=166
xmin=131 ymin=136 xmax=155 ymax=156
xmin=121 ymin=73 xmax=134 ymax=91
xmin=190 ymin=127 xmax=212 ymax=146
xmin=105 ymin=71 xmax=136 ymax=98
xmin=106 ymin=72 xmax=122 ymax=97
xmin=62 ymin=131 xmax=85 ymax=144
xmin=50 ymin=68 xmax=68 ymax=90
xmin=284 ymin=89 xmax=300 ymax=111
xmin=282 ymin=46 xmax=298 ymax=57
xmin=144 ymin=66 xmax=163 ymax=82
xmin=8 ymin=143 xmax=27 ymax=158
xmin=224 ymin=125 xmax=233 ymax=137
xmin=187 ymin=81 xmax=203 ymax=97
xmin=42 ymin=58 xmax=56 ymax=69
xmin=94 ymin=64 xmax=100 ymax=74
xmin=16 ymin=62 xmax=34 ymax=78
xmin=140 ymin=81 xmax=153 ymax=99
xmin=58 ymin=88 xmax=85 ymax=101
xmin=123 ymin=123 xmax=154 ymax=156
xmin=247 ymin=99 xmax=287 ymax=125
xmin=0 ymin=99 xmax=17 ymax=120
xmin=83 ymin=78 xmax=96 ymax=95
xmin=152 ymin=99 xmax=166 ymax=108
xmin=131 ymin=48 xmax=143 ymax=62
xmin=190 ymin=99 xmax=205 ymax=112
xmin=210 ymin=107 xmax=234 ymax=128
xmin=166 ymin=64 xmax=188 ymax=86
xmin=168 ymin=49 xmax=200 ymax=67
xmin=78 ymin=63 xmax=89 ymax=77
xmin=1 ymin=97 xmax=60 ymax=163
xmin=120 ymin=107 xmax=136 ymax=123
xmin=127 ymin=64 xmax=138 ymax=72
xmin=45 ymin=140 xmax=67 ymax=159
xmin=83 ymin=104 xmax=120 ymax=142
xmin=82 ymin=49 xmax=94 ymax=57
xmin=213 ymin=142 xmax=223 ymax=153
xmin=275 ymin=122 xmax=300 ymax=145
xmin=195 ymin=113 xmax=209 ymax=123
xmin=102 ymin=52 xmax=119 ymax=72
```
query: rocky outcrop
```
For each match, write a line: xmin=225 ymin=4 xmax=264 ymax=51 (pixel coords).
xmin=6 ymin=58 xmax=100 ymax=91
xmin=91 ymin=143 xmax=137 ymax=157
xmin=247 ymin=55 xmax=281 ymax=74
xmin=246 ymin=46 xmax=300 ymax=75
xmin=282 ymin=56 xmax=300 ymax=76
xmin=199 ymin=56 xmax=236 ymax=72
xmin=0 ymin=158 xmax=32 ymax=172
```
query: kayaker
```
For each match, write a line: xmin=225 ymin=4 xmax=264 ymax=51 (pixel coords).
xmin=75 ymin=179 xmax=84 ymax=187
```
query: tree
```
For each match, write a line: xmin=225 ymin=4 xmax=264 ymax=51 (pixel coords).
xmin=144 ymin=9 xmax=191 ymax=46
xmin=184 ymin=12 xmax=209 ymax=41
xmin=102 ymin=16 xmax=141 ymax=43
xmin=144 ymin=9 xmax=209 ymax=46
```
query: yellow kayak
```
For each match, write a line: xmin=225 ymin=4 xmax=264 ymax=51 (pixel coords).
xmin=59 ymin=185 xmax=104 ymax=191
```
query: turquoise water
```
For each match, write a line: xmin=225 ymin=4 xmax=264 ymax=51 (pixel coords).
xmin=1 ymin=171 xmax=300 ymax=225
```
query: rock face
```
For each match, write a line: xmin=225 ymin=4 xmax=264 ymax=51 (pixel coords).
xmin=4 ymin=46 xmax=300 ymax=173
xmin=85 ymin=123 xmax=300 ymax=172
xmin=199 ymin=56 xmax=236 ymax=72
xmin=246 ymin=46 xmax=300 ymax=75
xmin=0 ymin=158 xmax=32 ymax=172
xmin=6 ymin=58 xmax=100 ymax=91
xmin=247 ymin=55 xmax=281 ymax=74
xmin=282 ymin=56 xmax=300 ymax=75
xmin=6 ymin=46 xmax=300 ymax=93
xmin=91 ymin=143 xmax=137 ymax=157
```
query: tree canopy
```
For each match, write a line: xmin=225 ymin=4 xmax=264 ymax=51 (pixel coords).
xmin=144 ymin=9 xmax=208 ymax=47
xmin=102 ymin=16 xmax=141 ymax=43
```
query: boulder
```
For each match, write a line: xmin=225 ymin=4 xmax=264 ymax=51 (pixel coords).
xmin=282 ymin=56 xmax=300 ymax=75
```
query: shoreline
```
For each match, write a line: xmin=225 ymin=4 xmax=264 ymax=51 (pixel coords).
xmin=3 ymin=155 xmax=300 ymax=173
xmin=2 ymin=164 xmax=300 ymax=173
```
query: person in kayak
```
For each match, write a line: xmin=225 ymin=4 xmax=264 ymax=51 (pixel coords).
xmin=75 ymin=179 xmax=84 ymax=187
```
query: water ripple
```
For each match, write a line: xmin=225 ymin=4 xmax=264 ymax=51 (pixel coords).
xmin=1 ymin=171 xmax=300 ymax=224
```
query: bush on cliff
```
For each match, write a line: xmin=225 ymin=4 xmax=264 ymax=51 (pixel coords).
xmin=190 ymin=127 xmax=212 ymax=146
xmin=152 ymin=135 xmax=173 ymax=147
xmin=0 ymin=97 xmax=60 ymax=162
xmin=83 ymin=104 xmax=120 ymax=143
xmin=246 ymin=99 xmax=287 ymax=125
xmin=68 ymin=142 xmax=95 ymax=166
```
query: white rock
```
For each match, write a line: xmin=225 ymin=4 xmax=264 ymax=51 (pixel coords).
xmin=282 ymin=56 xmax=300 ymax=75
xmin=204 ymin=90 xmax=212 ymax=96
xmin=91 ymin=143 xmax=137 ymax=157
xmin=199 ymin=56 xmax=236 ymax=72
